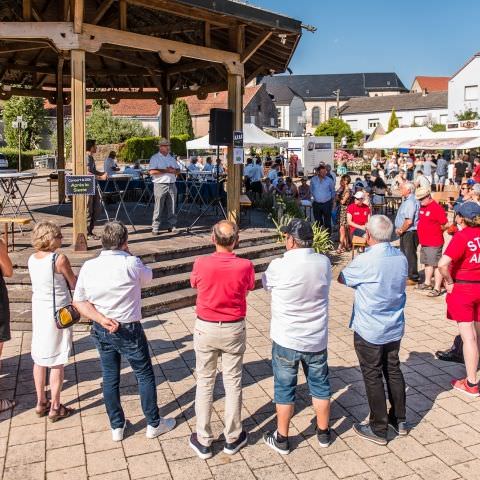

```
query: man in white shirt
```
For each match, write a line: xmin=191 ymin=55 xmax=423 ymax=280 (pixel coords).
xmin=250 ymin=159 xmax=264 ymax=196
xmin=73 ymin=221 xmax=176 ymax=441
xmin=262 ymin=219 xmax=332 ymax=454
xmin=414 ymin=170 xmax=431 ymax=189
xmin=148 ymin=138 xmax=180 ymax=234
xmin=104 ymin=151 xmax=120 ymax=177
xmin=187 ymin=157 xmax=201 ymax=174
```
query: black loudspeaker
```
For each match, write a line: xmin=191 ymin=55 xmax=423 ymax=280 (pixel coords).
xmin=209 ymin=108 xmax=233 ymax=145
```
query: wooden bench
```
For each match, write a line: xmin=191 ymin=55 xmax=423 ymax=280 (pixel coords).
xmin=351 ymin=235 xmax=367 ymax=259
xmin=0 ymin=217 xmax=32 ymax=251
xmin=240 ymin=194 xmax=252 ymax=224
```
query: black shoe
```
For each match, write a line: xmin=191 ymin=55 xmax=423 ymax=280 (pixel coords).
xmin=353 ymin=423 xmax=388 ymax=446
xmin=389 ymin=421 xmax=408 ymax=436
xmin=316 ymin=427 xmax=331 ymax=448
xmin=189 ymin=433 xmax=212 ymax=459
xmin=224 ymin=430 xmax=248 ymax=455
xmin=263 ymin=430 xmax=290 ymax=455
xmin=435 ymin=348 xmax=464 ymax=364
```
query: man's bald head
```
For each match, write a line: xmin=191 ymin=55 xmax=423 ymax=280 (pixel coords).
xmin=212 ymin=220 xmax=239 ymax=250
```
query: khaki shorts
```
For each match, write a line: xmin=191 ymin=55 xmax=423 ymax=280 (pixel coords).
xmin=420 ymin=246 xmax=443 ymax=266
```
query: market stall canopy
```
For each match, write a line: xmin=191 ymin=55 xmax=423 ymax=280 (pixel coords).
xmin=401 ymin=129 xmax=480 ymax=150
xmin=363 ymin=127 xmax=433 ymax=149
xmin=186 ymin=123 xmax=288 ymax=151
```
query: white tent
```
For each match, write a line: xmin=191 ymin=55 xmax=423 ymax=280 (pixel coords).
xmin=186 ymin=123 xmax=287 ymax=153
xmin=403 ymin=129 xmax=480 ymax=150
xmin=363 ymin=126 xmax=433 ymax=149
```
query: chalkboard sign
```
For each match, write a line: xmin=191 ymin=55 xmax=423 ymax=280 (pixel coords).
xmin=65 ymin=175 xmax=96 ymax=196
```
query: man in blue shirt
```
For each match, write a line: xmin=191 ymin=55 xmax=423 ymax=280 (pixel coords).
xmin=310 ymin=164 xmax=335 ymax=234
xmin=394 ymin=182 xmax=420 ymax=285
xmin=338 ymin=215 xmax=408 ymax=446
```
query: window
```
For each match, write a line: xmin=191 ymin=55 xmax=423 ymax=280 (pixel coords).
xmin=465 ymin=85 xmax=478 ymax=101
xmin=368 ymin=118 xmax=380 ymax=129
xmin=277 ymin=108 xmax=282 ymax=128
xmin=270 ymin=117 xmax=275 ymax=127
xmin=328 ymin=106 xmax=337 ymax=119
xmin=397 ymin=117 xmax=403 ymax=125
xmin=257 ymin=104 xmax=262 ymax=112
xmin=250 ymin=116 xmax=255 ymax=124
xmin=440 ymin=114 xmax=448 ymax=124
xmin=311 ymin=107 xmax=320 ymax=126
xmin=414 ymin=115 xmax=427 ymax=125
xmin=346 ymin=119 xmax=358 ymax=130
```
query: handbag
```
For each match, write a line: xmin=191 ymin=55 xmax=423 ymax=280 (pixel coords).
xmin=52 ymin=253 xmax=81 ymax=329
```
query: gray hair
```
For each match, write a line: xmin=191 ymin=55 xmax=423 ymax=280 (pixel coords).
xmin=404 ymin=182 xmax=415 ymax=193
xmin=101 ymin=221 xmax=128 ymax=250
xmin=366 ymin=215 xmax=393 ymax=243
xmin=213 ymin=220 xmax=239 ymax=247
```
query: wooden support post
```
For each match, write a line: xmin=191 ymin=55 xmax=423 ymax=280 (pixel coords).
xmin=56 ymin=56 xmax=65 ymax=204
xmin=161 ymin=101 xmax=170 ymax=139
xmin=74 ymin=0 xmax=84 ymax=33
xmin=119 ymin=0 xmax=127 ymax=30
xmin=227 ymin=73 xmax=243 ymax=224
xmin=71 ymin=49 xmax=87 ymax=251
xmin=23 ymin=0 xmax=32 ymax=20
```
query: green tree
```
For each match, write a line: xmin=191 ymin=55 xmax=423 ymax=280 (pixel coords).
xmin=455 ymin=108 xmax=479 ymax=120
xmin=3 ymin=96 xmax=50 ymax=150
xmin=314 ymin=117 xmax=354 ymax=147
xmin=387 ymin=108 xmax=399 ymax=132
xmin=92 ymin=99 xmax=109 ymax=111
xmin=170 ymin=99 xmax=194 ymax=139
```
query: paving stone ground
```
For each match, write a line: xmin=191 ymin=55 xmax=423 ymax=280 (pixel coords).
xmin=0 ymin=282 xmax=476 ymax=480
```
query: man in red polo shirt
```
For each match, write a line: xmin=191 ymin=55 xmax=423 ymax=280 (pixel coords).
xmin=347 ymin=191 xmax=371 ymax=237
xmin=416 ymin=187 xmax=448 ymax=296
xmin=189 ymin=220 xmax=255 ymax=460
xmin=473 ymin=157 xmax=480 ymax=184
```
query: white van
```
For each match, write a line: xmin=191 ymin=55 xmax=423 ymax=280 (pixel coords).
xmin=281 ymin=136 xmax=334 ymax=176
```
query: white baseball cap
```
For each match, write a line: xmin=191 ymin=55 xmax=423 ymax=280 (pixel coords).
xmin=354 ymin=191 xmax=365 ymax=200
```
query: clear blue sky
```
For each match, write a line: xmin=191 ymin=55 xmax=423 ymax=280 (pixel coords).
xmin=250 ymin=0 xmax=480 ymax=87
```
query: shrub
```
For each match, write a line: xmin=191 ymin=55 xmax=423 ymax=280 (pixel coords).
xmin=170 ymin=134 xmax=190 ymax=157
xmin=0 ymin=147 xmax=52 ymax=170
xmin=118 ymin=137 xmax=159 ymax=162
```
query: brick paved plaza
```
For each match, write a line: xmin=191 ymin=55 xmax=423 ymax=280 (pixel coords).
xmin=1 ymin=282 xmax=479 ymax=480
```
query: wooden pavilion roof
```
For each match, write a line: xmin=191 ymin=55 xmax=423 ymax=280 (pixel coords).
xmin=0 ymin=0 xmax=302 ymax=104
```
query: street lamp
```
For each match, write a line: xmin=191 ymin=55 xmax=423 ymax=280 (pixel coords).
xmin=11 ymin=115 xmax=27 ymax=172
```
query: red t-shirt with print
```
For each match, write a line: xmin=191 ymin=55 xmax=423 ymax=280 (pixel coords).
xmin=347 ymin=203 xmax=371 ymax=234
xmin=444 ymin=227 xmax=480 ymax=281
xmin=417 ymin=200 xmax=448 ymax=247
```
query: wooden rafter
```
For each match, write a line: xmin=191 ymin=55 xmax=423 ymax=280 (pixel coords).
xmin=119 ymin=0 xmax=127 ymax=30
xmin=241 ymin=31 xmax=273 ymax=63
xmin=91 ymin=0 xmax=114 ymax=25
xmin=73 ymin=0 xmax=83 ymax=33
xmin=23 ymin=0 xmax=31 ymax=20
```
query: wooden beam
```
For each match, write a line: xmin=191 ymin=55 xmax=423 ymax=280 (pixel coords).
xmin=91 ymin=0 xmax=114 ymax=25
xmin=119 ymin=0 xmax=127 ymax=30
xmin=240 ymin=31 xmax=273 ymax=63
xmin=70 ymin=49 xmax=87 ymax=251
xmin=23 ymin=0 xmax=32 ymax=21
xmin=74 ymin=0 xmax=84 ymax=34
xmin=227 ymin=72 xmax=242 ymax=224
xmin=0 ymin=44 xmax=49 ymax=54
xmin=204 ymin=22 xmax=211 ymax=47
xmin=95 ymin=52 xmax=163 ymax=73
xmin=32 ymin=7 xmax=43 ymax=22
xmin=56 ymin=56 xmax=66 ymax=204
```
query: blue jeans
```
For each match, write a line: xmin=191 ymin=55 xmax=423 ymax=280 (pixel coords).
xmin=272 ymin=341 xmax=331 ymax=404
xmin=91 ymin=322 xmax=160 ymax=429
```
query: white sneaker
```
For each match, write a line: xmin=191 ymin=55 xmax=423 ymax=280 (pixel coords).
xmin=112 ymin=421 xmax=127 ymax=442
xmin=146 ymin=417 xmax=176 ymax=438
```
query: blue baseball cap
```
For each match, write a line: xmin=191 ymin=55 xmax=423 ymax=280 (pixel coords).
xmin=457 ymin=201 xmax=480 ymax=220
xmin=280 ymin=219 xmax=314 ymax=241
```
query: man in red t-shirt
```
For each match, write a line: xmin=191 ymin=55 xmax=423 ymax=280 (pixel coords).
xmin=438 ymin=202 xmax=480 ymax=397
xmin=189 ymin=220 xmax=255 ymax=459
xmin=473 ymin=157 xmax=480 ymax=184
xmin=416 ymin=187 xmax=448 ymax=295
xmin=347 ymin=191 xmax=371 ymax=237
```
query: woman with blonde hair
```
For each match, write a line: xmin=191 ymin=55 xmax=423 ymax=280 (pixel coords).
xmin=28 ymin=221 xmax=77 ymax=421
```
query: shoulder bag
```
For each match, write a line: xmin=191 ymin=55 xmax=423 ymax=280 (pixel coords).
xmin=52 ymin=253 xmax=81 ymax=329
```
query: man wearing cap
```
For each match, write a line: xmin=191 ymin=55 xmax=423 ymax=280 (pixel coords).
xmin=262 ymin=219 xmax=332 ymax=454
xmin=347 ymin=191 xmax=371 ymax=237
xmin=416 ymin=186 xmax=448 ymax=296
xmin=338 ymin=215 xmax=408 ymax=445
xmin=86 ymin=139 xmax=107 ymax=240
xmin=311 ymin=164 xmax=336 ymax=234
xmin=438 ymin=202 xmax=480 ymax=396
xmin=395 ymin=183 xmax=420 ymax=285
xmin=149 ymin=138 xmax=180 ymax=234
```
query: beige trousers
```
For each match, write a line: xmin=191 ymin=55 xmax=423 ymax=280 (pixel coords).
xmin=193 ymin=318 xmax=246 ymax=446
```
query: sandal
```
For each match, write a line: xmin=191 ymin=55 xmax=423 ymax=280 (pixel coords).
xmin=415 ymin=283 xmax=433 ymax=291
xmin=35 ymin=400 xmax=51 ymax=417
xmin=335 ymin=247 xmax=345 ymax=254
xmin=427 ymin=289 xmax=442 ymax=297
xmin=48 ymin=404 xmax=74 ymax=423
xmin=0 ymin=398 xmax=16 ymax=413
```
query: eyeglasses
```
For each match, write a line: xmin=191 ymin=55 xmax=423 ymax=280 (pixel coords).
xmin=461 ymin=187 xmax=470 ymax=191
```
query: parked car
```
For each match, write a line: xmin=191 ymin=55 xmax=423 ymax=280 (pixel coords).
xmin=0 ymin=154 xmax=8 ymax=169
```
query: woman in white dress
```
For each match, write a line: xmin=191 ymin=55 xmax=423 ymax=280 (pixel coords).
xmin=28 ymin=221 xmax=77 ymax=422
